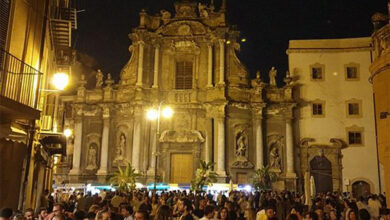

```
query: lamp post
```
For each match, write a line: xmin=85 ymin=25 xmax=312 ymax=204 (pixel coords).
xmin=51 ymin=72 xmax=69 ymax=132
xmin=146 ymin=101 xmax=173 ymax=191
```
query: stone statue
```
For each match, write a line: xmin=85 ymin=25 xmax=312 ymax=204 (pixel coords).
xmin=160 ymin=10 xmax=171 ymax=24
xmin=114 ymin=133 xmax=126 ymax=162
xmin=269 ymin=146 xmax=281 ymax=170
xmin=198 ymin=3 xmax=208 ymax=18
xmin=256 ymin=70 xmax=261 ymax=80
xmin=235 ymin=131 xmax=247 ymax=158
xmin=269 ymin=67 xmax=277 ymax=86
xmin=86 ymin=144 xmax=97 ymax=170
xmin=96 ymin=69 xmax=104 ymax=88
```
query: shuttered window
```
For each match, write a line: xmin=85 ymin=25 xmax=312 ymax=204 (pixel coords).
xmin=175 ymin=61 xmax=193 ymax=90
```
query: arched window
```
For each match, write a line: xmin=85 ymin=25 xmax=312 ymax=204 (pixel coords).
xmin=175 ymin=61 xmax=193 ymax=89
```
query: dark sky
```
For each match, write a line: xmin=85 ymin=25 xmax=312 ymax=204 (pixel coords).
xmin=73 ymin=0 xmax=388 ymax=82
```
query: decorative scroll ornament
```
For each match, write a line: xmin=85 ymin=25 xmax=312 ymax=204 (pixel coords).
xmin=159 ymin=130 xmax=205 ymax=143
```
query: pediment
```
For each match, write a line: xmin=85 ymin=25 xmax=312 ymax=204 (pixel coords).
xmin=159 ymin=130 xmax=205 ymax=143
xmin=157 ymin=21 xmax=208 ymax=36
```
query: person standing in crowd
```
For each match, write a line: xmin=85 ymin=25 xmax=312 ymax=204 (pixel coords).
xmin=38 ymin=208 xmax=48 ymax=220
xmin=178 ymin=198 xmax=194 ymax=220
xmin=199 ymin=205 xmax=214 ymax=220
xmin=134 ymin=210 xmax=149 ymax=220
xmin=154 ymin=205 xmax=171 ymax=220
xmin=120 ymin=204 xmax=134 ymax=220
xmin=194 ymin=198 xmax=207 ymax=219
xmin=368 ymin=195 xmax=382 ymax=220
xmin=23 ymin=208 xmax=34 ymax=220
xmin=0 ymin=208 xmax=13 ymax=220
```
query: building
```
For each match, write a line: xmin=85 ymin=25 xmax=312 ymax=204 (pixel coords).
xmin=287 ymin=37 xmax=382 ymax=197
xmin=0 ymin=0 xmax=77 ymax=210
xmin=57 ymin=0 xmax=298 ymax=190
xmin=370 ymin=8 xmax=390 ymax=207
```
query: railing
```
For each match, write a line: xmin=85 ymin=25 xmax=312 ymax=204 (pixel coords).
xmin=0 ymin=48 xmax=42 ymax=109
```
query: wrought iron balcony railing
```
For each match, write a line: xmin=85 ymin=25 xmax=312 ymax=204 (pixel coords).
xmin=0 ymin=48 xmax=42 ymax=109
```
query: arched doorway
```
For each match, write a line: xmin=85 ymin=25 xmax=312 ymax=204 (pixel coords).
xmin=352 ymin=181 xmax=371 ymax=198
xmin=310 ymin=156 xmax=332 ymax=193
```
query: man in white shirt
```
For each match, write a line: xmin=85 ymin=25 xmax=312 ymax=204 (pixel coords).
xmin=199 ymin=205 xmax=215 ymax=220
xmin=121 ymin=205 xmax=134 ymax=220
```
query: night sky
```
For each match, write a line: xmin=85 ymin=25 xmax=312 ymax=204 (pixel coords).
xmin=73 ymin=0 xmax=388 ymax=82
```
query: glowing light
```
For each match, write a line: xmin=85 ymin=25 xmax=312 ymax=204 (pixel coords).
xmin=64 ymin=128 xmax=72 ymax=138
xmin=162 ymin=107 xmax=174 ymax=118
xmin=226 ymin=40 xmax=231 ymax=44
xmin=146 ymin=109 xmax=158 ymax=120
xmin=333 ymin=72 xmax=338 ymax=76
xmin=241 ymin=38 xmax=247 ymax=42
xmin=52 ymin=72 xmax=69 ymax=90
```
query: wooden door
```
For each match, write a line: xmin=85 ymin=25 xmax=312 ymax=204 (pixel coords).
xmin=170 ymin=154 xmax=193 ymax=183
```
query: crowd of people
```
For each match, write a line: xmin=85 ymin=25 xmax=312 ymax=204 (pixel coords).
xmin=1 ymin=190 xmax=389 ymax=220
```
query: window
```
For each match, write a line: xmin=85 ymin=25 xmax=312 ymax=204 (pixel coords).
xmin=346 ymin=99 xmax=362 ymax=118
xmin=310 ymin=63 xmax=325 ymax=81
xmin=345 ymin=63 xmax=360 ymax=81
xmin=312 ymin=67 xmax=323 ymax=80
xmin=311 ymin=100 xmax=325 ymax=117
xmin=348 ymin=131 xmax=362 ymax=145
xmin=346 ymin=67 xmax=358 ymax=79
xmin=313 ymin=103 xmax=323 ymax=116
xmin=346 ymin=126 xmax=364 ymax=146
xmin=348 ymin=103 xmax=359 ymax=115
xmin=175 ymin=61 xmax=193 ymax=89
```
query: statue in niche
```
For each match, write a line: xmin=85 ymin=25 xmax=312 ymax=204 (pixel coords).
xmin=114 ymin=133 xmax=126 ymax=164
xmin=198 ymin=3 xmax=208 ymax=18
xmin=86 ymin=144 xmax=98 ymax=170
xmin=96 ymin=69 xmax=104 ymax=88
xmin=235 ymin=131 xmax=248 ymax=159
xmin=269 ymin=67 xmax=277 ymax=86
xmin=269 ymin=146 xmax=281 ymax=170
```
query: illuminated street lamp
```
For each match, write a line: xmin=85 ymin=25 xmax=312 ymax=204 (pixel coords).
xmin=51 ymin=72 xmax=69 ymax=132
xmin=64 ymin=128 xmax=73 ymax=138
xmin=52 ymin=72 xmax=69 ymax=90
xmin=146 ymin=102 xmax=174 ymax=191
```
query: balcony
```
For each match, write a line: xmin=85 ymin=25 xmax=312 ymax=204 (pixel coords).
xmin=0 ymin=48 xmax=42 ymax=112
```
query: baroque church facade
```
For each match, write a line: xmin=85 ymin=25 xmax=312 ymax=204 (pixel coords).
xmin=58 ymin=0 xmax=305 ymax=190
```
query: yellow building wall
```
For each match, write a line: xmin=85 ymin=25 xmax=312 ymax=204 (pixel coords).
xmin=370 ymin=47 xmax=390 ymax=208
xmin=288 ymin=37 xmax=382 ymax=194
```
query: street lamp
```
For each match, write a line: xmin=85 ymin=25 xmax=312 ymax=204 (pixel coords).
xmin=51 ymin=72 xmax=69 ymax=132
xmin=146 ymin=102 xmax=174 ymax=191
xmin=64 ymin=128 xmax=73 ymax=138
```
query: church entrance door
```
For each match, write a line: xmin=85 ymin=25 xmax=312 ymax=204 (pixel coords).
xmin=352 ymin=181 xmax=370 ymax=198
xmin=170 ymin=153 xmax=193 ymax=183
xmin=310 ymin=156 xmax=332 ymax=193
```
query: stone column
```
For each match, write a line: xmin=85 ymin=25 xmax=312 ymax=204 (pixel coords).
xmin=97 ymin=108 xmax=110 ymax=175
xmin=218 ymin=39 xmax=225 ymax=85
xmin=69 ymin=117 xmax=82 ymax=175
xmin=207 ymin=44 xmax=213 ymax=87
xmin=132 ymin=117 xmax=141 ymax=172
xmin=255 ymin=117 xmax=264 ymax=169
xmin=286 ymin=118 xmax=295 ymax=176
xmin=216 ymin=117 xmax=226 ymax=176
xmin=147 ymin=120 xmax=157 ymax=175
xmin=136 ymin=41 xmax=144 ymax=87
xmin=204 ymin=131 xmax=211 ymax=163
xmin=152 ymin=44 xmax=160 ymax=88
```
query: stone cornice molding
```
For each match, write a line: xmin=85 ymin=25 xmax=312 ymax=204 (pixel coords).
xmin=286 ymin=47 xmax=371 ymax=54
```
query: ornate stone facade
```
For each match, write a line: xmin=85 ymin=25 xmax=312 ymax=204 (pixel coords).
xmin=58 ymin=0 xmax=297 ymax=189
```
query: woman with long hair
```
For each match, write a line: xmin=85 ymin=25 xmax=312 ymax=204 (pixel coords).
xmin=218 ymin=207 xmax=229 ymax=220
xmin=154 ymin=205 xmax=172 ymax=220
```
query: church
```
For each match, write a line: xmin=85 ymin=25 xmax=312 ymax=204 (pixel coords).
xmin=58 ymin=0 xmax=296 ymax=190
xmin=56 ymin=0 xmax=379 ymax=195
